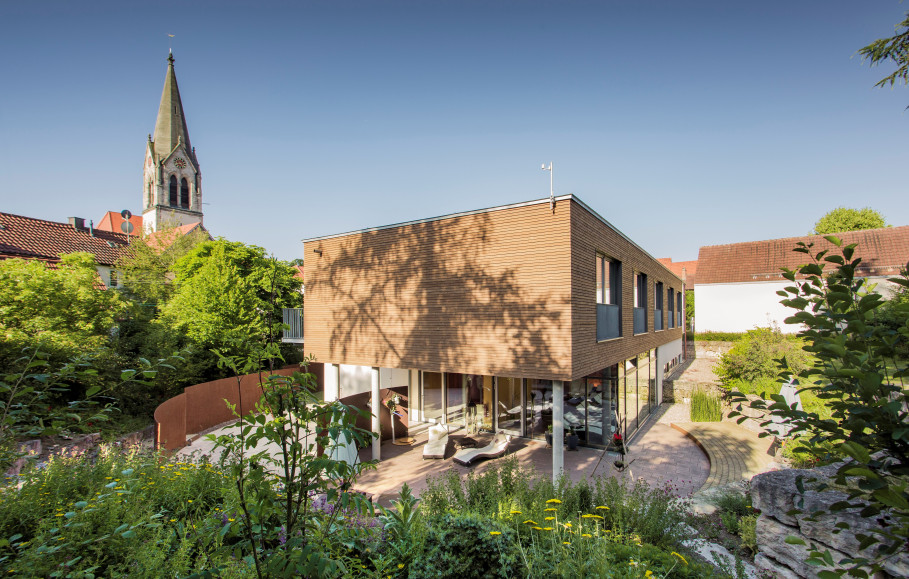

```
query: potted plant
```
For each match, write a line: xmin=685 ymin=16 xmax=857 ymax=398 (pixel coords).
xmin=545 ymin=424 xmax=553 ymax=447
xmin=566 ymin=426 xmax=579 ymax=451
xmin=386 ymin=395 xmax=401 ymax=445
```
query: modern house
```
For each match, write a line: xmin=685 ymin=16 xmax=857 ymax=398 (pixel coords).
xmin=695 ymin=226 xmax=909 ymax=333
xmin=300 ymin=194 xmax=685 ymax=477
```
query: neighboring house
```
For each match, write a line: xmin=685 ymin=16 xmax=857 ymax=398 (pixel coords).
xmin=96 ymin=211 xmax=144 ymax=236
xmin=300 ymin=194 xmax=685 ymax=477
xmin=0 ymin=212 xmax=131 ymax=289
xmin=657 ymin=257 xmax=697 ymax=288
xmin=695 ymin=226 xmax=909 ymax=333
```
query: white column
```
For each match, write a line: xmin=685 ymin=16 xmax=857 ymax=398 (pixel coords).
xmin=324 ymin=363 xmax=339 ymax=402
xmin=371 ymin=366 xmax=381 ymax=461
xmin=552 ymin=380 xmax=564 ymax=484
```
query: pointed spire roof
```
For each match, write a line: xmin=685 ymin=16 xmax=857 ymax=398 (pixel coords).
xmin=153 ymin=52 xmax=193 ymax=161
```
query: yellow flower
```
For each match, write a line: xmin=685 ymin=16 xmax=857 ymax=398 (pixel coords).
xmin=671 ymin=552 xmax=688 ymax=566
xmin=646 ymin=571 xmax=653 ymax=577
xmin=596 ymin=505 xmax=609 ymax=510
xmin=582 ymin=533 xmax=592 ymax=538
xmin=524 ymin=520 xmax=538 ymax=525
xmin=533 ymin=526 xmax=542 ymax=530
xmin=544 ymin=508 xmax=557 ymax=512
xmin=546 ymin=499 xmax=562 ymax=504
xmin=563 ymin=522 xmax=572 ymax=528
xmin=543 ymin=527 xmax=553 ymax=531
xmin=397 ymin=564 xmax=405 ymax=569
xmin=563 ymin=541 xmax=570 ymax=545
xmin=187 ymin=500 xmax=193 ymax=503
xmin=489 ymin=531 xmax=502 ymax=536
xmin=545 ymin=517 xmax=555 ymax=521
xmin=228 ymin=518 xmax=236 ymax=522
xmin=510 ymin=510 xmax=522 ymax=515
xmin=170 ymin=518 xmax=177 ymax=522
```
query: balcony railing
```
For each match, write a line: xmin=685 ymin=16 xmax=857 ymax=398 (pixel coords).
xmin=654 ymin=309 xmax=663 ymax=331
xmin=282 ymin=308 xmax=304 ymax=343
xmin=633 ymin=307 xmax=647 ymax=335
xmin=596 ymin=303 xmax=621 ymax=341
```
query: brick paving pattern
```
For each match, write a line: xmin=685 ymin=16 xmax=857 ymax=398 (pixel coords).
xmin=670 ymin=421 xmax=775 ymax=489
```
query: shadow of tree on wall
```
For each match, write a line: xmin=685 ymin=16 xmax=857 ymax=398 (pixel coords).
xmin=307 ymin=210 xmax=567 ymax=378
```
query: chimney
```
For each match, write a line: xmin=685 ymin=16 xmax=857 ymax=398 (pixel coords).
xmin=68 ymin=217 xmax=85 ymax=230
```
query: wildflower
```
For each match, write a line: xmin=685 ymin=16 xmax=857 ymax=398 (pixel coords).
xmin=671 ymin=552 xmax=687 ymax=565
xmin=545 ymin=517 xmax=555 ymax=521
xmin=532 ymin=526 xmax=542 ymax=530
xmin=563 ymin=541 xmax=570 ymax=545
xmin=543 ymin=527 xmax=553 ymax=531
xmin=523 ymin=520 xmax=538 ymax=525
xmin=646 ymin=571 xmax=653 ymax=577
xmin=544 ymin=508 xmax=557 ymax=512
xmin=595 ymin=505 xmax=609 ymax=510
xmin=546 ymin=499 xmax=562 ymax=504
xmin=489 ymin=531 xmax=502 ymax=536
xmin=582 ymin=533 xmax=592 ymax=538
xmin=170 ymin=518 xmax=177 ymax=522
xmin=629 ymin=559 xmax=638 ymax=567
xmin=187 ymin=500 xmax=193 ymax=503
xmin=510 ymin=510 xmax=522 ymax=515
xmin=397 ymin=564 xmax=405 ymax=569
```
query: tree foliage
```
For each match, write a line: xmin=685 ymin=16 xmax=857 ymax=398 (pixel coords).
xmin=731 ymin=238 xmax=908 ymax=577
xmin=161 ymin=240 xmax=303 ymax=356
xmin=812 ymin=207 xmax=887 ymax=234
xmin=0 ymin=253 xmax=124 ymax=357
xmin=859 ymin=10 xmax=909 ymax=95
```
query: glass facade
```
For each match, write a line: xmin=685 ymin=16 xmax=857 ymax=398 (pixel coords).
xmin=418 ymin=350 xmax=657 ymax=448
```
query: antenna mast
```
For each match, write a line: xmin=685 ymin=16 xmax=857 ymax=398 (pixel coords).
xmin=541 ymin=162 xmax=554 ymax=212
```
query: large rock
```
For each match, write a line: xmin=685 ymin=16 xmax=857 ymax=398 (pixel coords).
xmin=751 ymin=466 xmax=909 ymax=578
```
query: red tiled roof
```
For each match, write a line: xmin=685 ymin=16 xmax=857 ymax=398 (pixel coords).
xmin=145 ymin=222 xmax=209 ymax=253
xmin=0 ymin=212 xmax=132 ymax=266
xmin=696 ymin=226 xmax=909 ymax=285
xmin=657 ymin=258 xmax=697 ymax=287
xmin=293 ymin=264 xmax=304 ymax=279
xmin=96 ymin=211 xmax=143 ymax=235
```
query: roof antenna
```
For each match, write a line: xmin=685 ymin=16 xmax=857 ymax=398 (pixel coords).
xmin=541 ymin=162 xmax=554 ymax=213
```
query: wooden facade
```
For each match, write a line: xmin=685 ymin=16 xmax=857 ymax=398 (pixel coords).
xmin=303 ymin=196 xmax=683 ymax=382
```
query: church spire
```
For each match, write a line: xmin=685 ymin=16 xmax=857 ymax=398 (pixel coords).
xmin=152 ymin=52 xmax=192 ymax=160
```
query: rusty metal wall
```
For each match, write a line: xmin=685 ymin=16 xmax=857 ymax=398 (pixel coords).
xmin=154 ymin=362 xmax=325 ymax=452
xmin=154 ymin=392 xmax=186 ymax=451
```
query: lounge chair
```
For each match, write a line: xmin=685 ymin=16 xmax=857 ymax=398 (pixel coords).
xmin=452 ymin=433 xmax=511 ymax=466
xmin=423 ymin=423 xmax=449 ymax=459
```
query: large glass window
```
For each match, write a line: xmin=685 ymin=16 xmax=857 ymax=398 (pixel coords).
xmin=422 ymin=372 xmax=443 ymax=422
xmin=169 ymin=175 xmax=178 ymax=206
xmin=446 ymin=373 xmax=464 ymax=425
xmin=180 ymin=178 xmax=190 ymax=208
xmin=597 ymin=254 xmax=622 ymax=340
xmin=633 ymin=272 xmax=648 ymax=334
xmin=654 ymin=282 xmax=664 ymax=330
xmin=637 ymin=351 xmax=651 ymax=422
xmin=465 ymin=375 xmax=493 ymax=433
xmin=496 ymin=377 xmax=523 ymax=435
xmin=525 ymin=379 xmax=552 ymax=440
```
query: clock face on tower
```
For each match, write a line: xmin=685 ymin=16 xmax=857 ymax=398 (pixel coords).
xmin=174 ymin=157 xmax=187 ymax=169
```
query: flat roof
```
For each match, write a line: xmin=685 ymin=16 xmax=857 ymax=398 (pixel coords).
xmin=302 ymin=194 xmax=681 ymax=282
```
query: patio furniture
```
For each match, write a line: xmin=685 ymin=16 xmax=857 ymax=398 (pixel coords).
xmin=456 ymin=436 xmax=478 ymax=449
xmin=423 ymin=423 xmax=450 ymax=460
xmin=452 ymin=433 xmax=511 ymax=466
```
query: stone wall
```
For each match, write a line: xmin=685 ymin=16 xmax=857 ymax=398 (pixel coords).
xmin=695 ymin=340 xmax=734 ymax=359
xmin=751 ymin=466 xmax=909 ymax=579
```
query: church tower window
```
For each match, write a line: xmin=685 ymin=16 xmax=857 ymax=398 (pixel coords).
xmin=180 ymin=178 xmax=190 ymax=208
xmin=169 ymin=175 xmax=178 ymax=206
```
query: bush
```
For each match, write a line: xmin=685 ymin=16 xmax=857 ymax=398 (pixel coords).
xmin=739 ymin=514 xmax=758 ymax=554
xmin=714 ymin=326 xmax=812 ymax=383
xmin=690 ymin=386 xmax=723 ymax=422
xmin=693 ymin=332 xmax=747 ymax=342
xmin=409 ymin=513 xmax=519 ymax=579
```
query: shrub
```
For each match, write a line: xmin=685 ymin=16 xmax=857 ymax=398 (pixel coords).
xmin=409 ymin=513 xmax=519 ymax=579
xmin=739 ymin=514 xmax=758 ymax=554
xmin=690 ymin=386 xmax=722 ymax=422
xmin=714 ymin=326 xmax=812 ymax=383
xmin=693 ymin=331 xmax=747 ymax=342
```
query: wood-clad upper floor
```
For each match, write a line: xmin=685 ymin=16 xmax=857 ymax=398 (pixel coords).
xmin=303 ymin=195 xmax=683 ymax=381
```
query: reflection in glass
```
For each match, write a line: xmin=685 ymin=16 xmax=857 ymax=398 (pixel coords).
xmin=497 ymin=377 xmax=522 ymax=435
xmin=525 ymin=379 xmax=553 ymax=440
xmin=464 ymin=375 xmax=493 ymax=433
xmin=447 ymin=373 xmax=464 ymax=426
xmin=638 ymin=351 xmax=650 ymax=422
xmin=565 ymin=379 xmax=586 ymax=443
xmin=423 ymin=372 xmax=443 ymax=422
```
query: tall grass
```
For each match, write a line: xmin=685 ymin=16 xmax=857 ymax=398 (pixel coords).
xmin=690 ymin=386 xmax=723 ymax=422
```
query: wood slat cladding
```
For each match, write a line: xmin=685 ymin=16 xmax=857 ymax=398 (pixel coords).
xmin=304 ymin=197 xmax=683 ymax=382
xmin=304 ymin=201 xmax=573 ymax=380
xmin=569 ymin=201 xmax=684 ymax=378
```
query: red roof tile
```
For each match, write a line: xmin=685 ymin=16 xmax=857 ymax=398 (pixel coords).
xmin=293 ymin=264 xmax=304 ymax=279
xmin=657 ymin=258 xmax=698 ymax=287
xmin=145 ymin=222 xmax=209 ymax=253
xmin=696 ymin=226 xmax=909 ymax=285
xmin=0 ymin=212 xmax=132 ymax=266
xmin=96 ymin=211 xmax=143 ymax=235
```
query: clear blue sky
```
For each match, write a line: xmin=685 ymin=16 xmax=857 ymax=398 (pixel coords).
xmin=1 ymin=0 xmax=906 ymax=262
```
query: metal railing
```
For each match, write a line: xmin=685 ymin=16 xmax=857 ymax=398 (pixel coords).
xmin=633 ymin=307 xmax=647 ymax=335
xmin=282 ymin=308 xmax=304 ymax=343
xmin=596 ymin=303 xmax=621 ymax=341
xmin=654 ymin=309 xmax=663 ymax=331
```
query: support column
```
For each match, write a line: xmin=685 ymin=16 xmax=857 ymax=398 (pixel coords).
xmin=324 ymin=363 xmax=339 ymax=402
xmin=552 ymin=380 xmax=564 ymax=484
xmin=371 ymin=367 xmax=381 ymax=462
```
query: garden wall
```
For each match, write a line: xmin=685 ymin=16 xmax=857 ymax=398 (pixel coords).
xmin=154 ymin=363 xmax=323 ymax=451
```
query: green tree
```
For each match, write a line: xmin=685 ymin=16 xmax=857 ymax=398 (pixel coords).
xmin=859 ymin=10 xmax=909 ymax=96
xmin=160 ymin=240 xmax=303 ymax=357
xmin=731 ymin=239 xmax=908 ymax=577
xmin=685 ymin=289 xmax=695 ymax=330
xmin=0 ymin=253 xmax=124 ymax=357
xmin=812 ymin=207 xmax=887 ymax=234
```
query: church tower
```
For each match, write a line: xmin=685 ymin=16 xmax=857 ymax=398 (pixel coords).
xmin=142 ymin=52 xmax=203 ymax=233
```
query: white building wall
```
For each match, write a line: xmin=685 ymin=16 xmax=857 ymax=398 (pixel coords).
xmin=339 ymin=364 xmax=373 ymax=398
xmin=696 ymin=277 xmax=899 ymax=334
xmin=656 ymin=338 xmax=683 ymax=403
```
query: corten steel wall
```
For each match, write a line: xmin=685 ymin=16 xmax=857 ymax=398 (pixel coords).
xmin=155 ymin=363 xmax=324 ymax=451
xmin=304 ymin=201 xmax=573 ymax=380
xmin=569 ymin=199 xmax=685 ymax=378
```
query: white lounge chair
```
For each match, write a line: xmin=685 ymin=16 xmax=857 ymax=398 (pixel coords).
xmin=452 ymin=433 xmax=511 ymax=466
xmin=423 ymin=423 xmax=449 ymax=460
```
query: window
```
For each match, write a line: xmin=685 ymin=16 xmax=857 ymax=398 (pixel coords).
xmin=596 ymin=254 xmax=621 ymax=340
xmin=633 ymin=272 xmax=647 ymax=334
xmin=169 ymin=175 xmax=178 ymax=206
xmin=180 ymin=178 xmax=190 ymax=209
xmin=677 ymin=291 xmax=683 ymax=327
xmin=109 ymin=270 xmax=118 ymax=288
xmin=654 ymin=282 xmax=664 ymax=330
xmin=668 ymin=288 xmax=675 ymax=328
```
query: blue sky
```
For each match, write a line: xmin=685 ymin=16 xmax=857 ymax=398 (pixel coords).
xmin=1 ymin=1 xmax=906 ymax=262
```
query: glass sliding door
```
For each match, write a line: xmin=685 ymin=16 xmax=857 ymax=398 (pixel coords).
xmin=496 ymin=377 xmax=523 ymax=435
xmin=423 ymin=372 xmax=444 ymax=422
xmin=446 ymin=373 xmax=465 ymax=426
xmin=464 ymin=374 xmax=493 ymax=433
xmin=525 ymin=379 xmax=553 ymax=440
xmin=566 ymin=379 xmax=587 ymax=444
xmin=638 ymin=352 xmax=650 ymax=421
